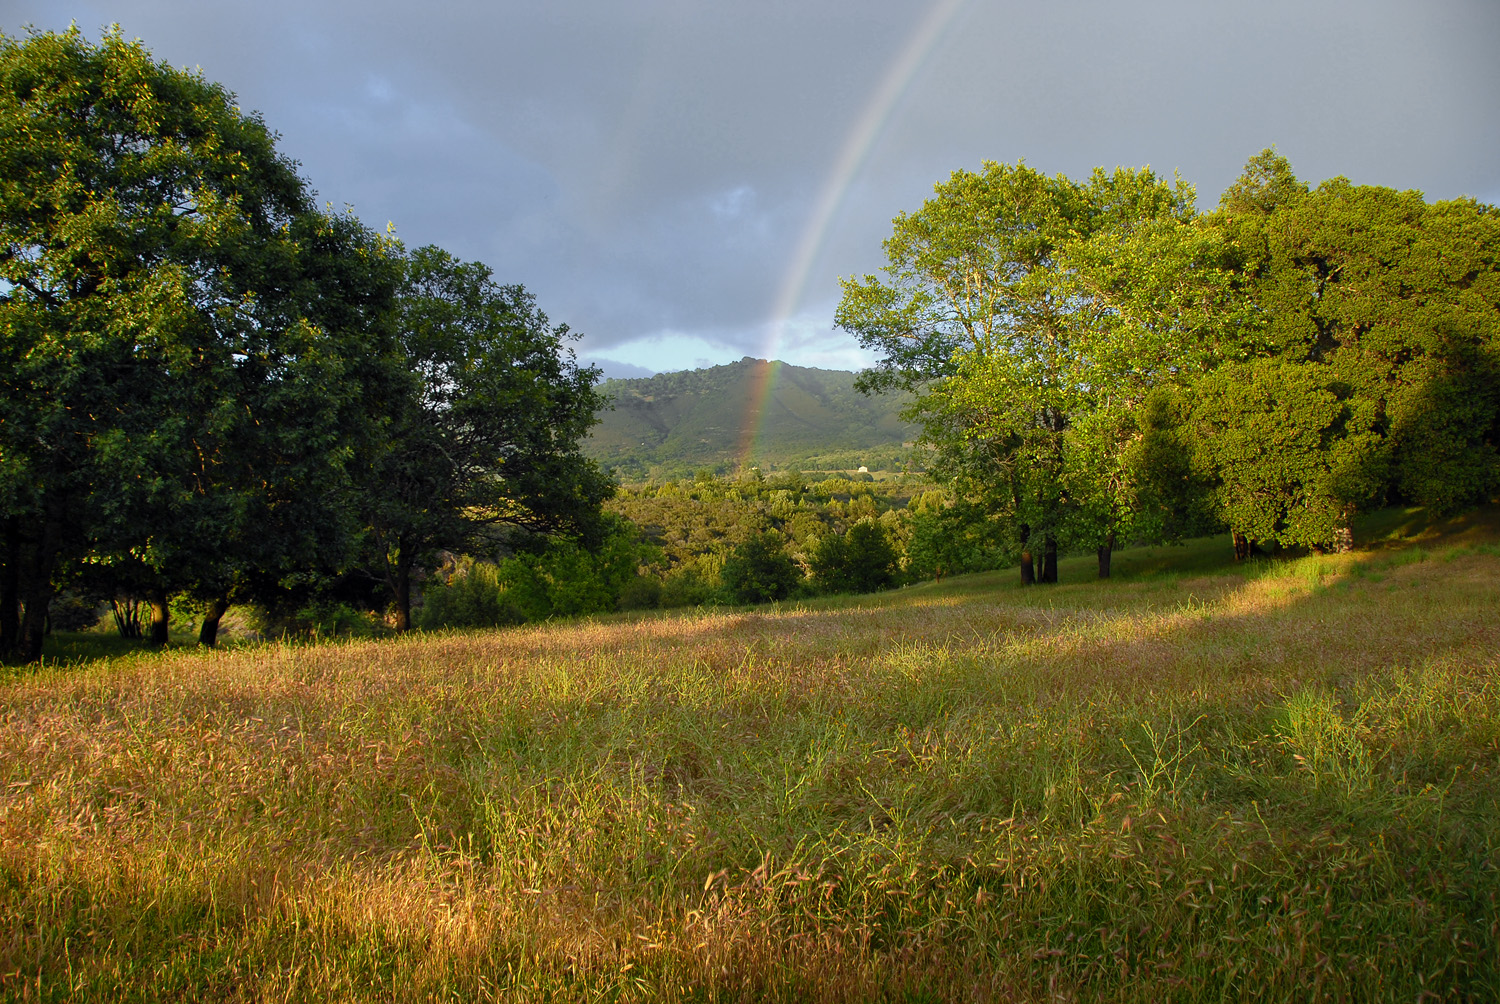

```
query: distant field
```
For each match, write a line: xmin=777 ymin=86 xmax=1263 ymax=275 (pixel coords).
xmin=2 ymin=508 xmax=1498 ymax=1002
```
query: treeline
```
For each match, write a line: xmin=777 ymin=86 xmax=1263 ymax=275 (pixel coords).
xmin=840 ymin=153 xmax=1500 ymax=582
xmin=416 ymin=471 xmax=1010 ymax=628
xmin=0 ymin=29 xmax=610 ymax=661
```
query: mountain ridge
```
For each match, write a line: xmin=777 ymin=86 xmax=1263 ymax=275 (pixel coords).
xmin=584 ymin=357 xmax=918 ymax=477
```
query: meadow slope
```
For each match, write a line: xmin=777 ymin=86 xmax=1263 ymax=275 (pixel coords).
xmin=2 ymin=510 xmax=1499 ymax=1002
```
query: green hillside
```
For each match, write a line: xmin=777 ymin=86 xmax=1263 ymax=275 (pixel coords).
xmin=585 ymin=357 xmax=919 ymax=477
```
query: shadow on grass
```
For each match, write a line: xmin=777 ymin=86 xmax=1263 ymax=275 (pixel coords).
xmin=23 ymin=629 xmax=252 ymax=677
xmin=29 ymin=504 xmax=1499 ymax=680
xmin=601 ymin=502 xmax=1500 ymax=717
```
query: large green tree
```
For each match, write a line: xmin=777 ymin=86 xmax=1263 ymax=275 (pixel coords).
xmin=1051 ymin=189 xmax=1253 ymax=573
xmin=809 ymin=518 xmax=898 ymax=594
xmin=0 ymin=27 xmax=403 ymax=658
xmin=361 ymin=245 xmax=614 ymax=630
xmin=838 ymin=163 xmax=1085 ymax=583
xmin=1195 ymin=151 xmax=1500 ymax=551
xmin=838 ymin=161 xmax=1204 ymax=583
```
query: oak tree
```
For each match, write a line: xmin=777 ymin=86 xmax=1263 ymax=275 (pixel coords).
xmin=0 ymin=27 xmax=399 ymax=658
xmin=361 ymin=245 xmax=613 ymax=630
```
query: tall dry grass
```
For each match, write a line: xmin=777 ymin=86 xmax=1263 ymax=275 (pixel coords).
xmin=2 ymin=517 xmax=1499 ymax=1001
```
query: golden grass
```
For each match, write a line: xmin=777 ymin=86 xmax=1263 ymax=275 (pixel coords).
xmin=2 ymin=516 xmax=1499 ymax=1001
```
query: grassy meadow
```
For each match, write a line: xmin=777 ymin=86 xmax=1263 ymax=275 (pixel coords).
xmin=2 ymin=508 xmax=1499 ymax=1002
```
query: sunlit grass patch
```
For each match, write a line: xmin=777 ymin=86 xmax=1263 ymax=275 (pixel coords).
xmin=3 ymin=510 xmax=1499 ymax=1001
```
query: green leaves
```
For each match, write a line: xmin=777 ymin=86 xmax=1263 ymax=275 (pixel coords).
xmin=1199 ymin=152 xmax=1500 ymax=530
xmin=0 ymin=27 xmax=349 ymax=656
xmin=840 ymin=160 xmax=1217 ymax=575
xmin=809 ymin=518 xmax=898 ymax=594
xmin=1190 ymin=358 xmax=1386 ymax=548
xmin=360 ymin=244 xmax=613 ymax=629
xmin=844 ymin=147 xmax=1500 ymax=565
xmin=0 ymin=28 xmax=405 ymax=655
xmin=722 ymin=530 xmax=801 ymax=604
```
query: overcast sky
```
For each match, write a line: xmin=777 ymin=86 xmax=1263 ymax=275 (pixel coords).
xmin=9 ymin=1 xmax=1500 ymax=376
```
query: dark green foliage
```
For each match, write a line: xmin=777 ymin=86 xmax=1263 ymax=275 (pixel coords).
xmin=413 ymin=561 xmax=524 ymax=630
xmin=1127 ymin=387 xmax=1223 ymax=542
xmin=415 ymin=516 xmax=649 ymax=629
xmin=903 ymin=495 xmax=1009 ymax=580
xmin=0 ymin=28 xmax=619 ymax=660
xmin=47 ymin=592 xmax=100 ymax=632
xmin=250 ymin=600 xmax=389 ymax=640
xmin=721 ymin=531 xmax=802 ymax=604
xmin=615 ymin=574 xmax=664 ymax=611
xmin=810 ymin=519 xmax=899 ymax=594
xmin=353 ymin=244 xmax=615 ymax=630
xmin=1195 ymin=152 xmax=1500 ymax=543
xmin=0 ymin=27 xmax=402 ymax=659
xmin=658 ymin=565 xmax=721 ymax=608
xmin=1190 ymin=358 xmax=1386 ymax=550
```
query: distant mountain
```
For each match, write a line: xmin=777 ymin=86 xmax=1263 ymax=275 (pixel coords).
xmin=585 ymin=357 xmax=919 ymax=477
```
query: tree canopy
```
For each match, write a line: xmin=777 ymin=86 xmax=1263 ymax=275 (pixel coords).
xmin=0 ymin=28 xmax=611 ymax=659
xmin=838 ymin=162 xmax=1208 ymax=581
xmin=840 ymin=152 xmax=1500 ymax=581
xmin=362 ymin=245 xmax=613 ymax=630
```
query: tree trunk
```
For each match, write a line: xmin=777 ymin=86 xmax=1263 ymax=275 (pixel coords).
xmin=1332 ymin=507 xmax=1354 ymax=553
xmin=198 ymin=596 xmax=231 ymax=648
xmin=1232 ymin=530 xmax=1251 ymax=561
xmin=1 ymin=516 xmax=19 ymax=660
xmin=1018 ymin=523 xmax=1035 ymax=586
xmin=18 ymin=504 xmax=65 ymax=663
xmin=392 ymin=557 xmax=413 ymax=632
xmin=111 ymin=598 xmax=143 ymax=639
xmin=18 ymin=583 xmax=51 ymax=663
xmin=1097 ymin=531 xmax=1116 ymax=579
xmin=1041 ymin=533 xmax=1058 ymax=583
xmin=147 ymin=588 xmax=169 ymax=646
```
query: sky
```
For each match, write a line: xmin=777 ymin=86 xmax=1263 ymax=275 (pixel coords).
xmin=8 ymin=1 xmax=1500 ymax=378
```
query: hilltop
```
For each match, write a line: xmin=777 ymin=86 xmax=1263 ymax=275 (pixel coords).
xmin=584 ymin=357 xmax=919 ymax=478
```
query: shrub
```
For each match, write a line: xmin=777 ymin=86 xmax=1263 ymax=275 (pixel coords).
xmin=616 ymin=574 xmax=664 ymax=611
xmin=904 ymin=499 xmax=1010 ymax=580
xmin=48 ymin=592 xmax=102 ymax=632
xmin=721 ymin=531 xmax=802 ymax=604
xmin=810 ymin=518 xmax=898 ymax=594
xmin=251 ymin=601 xmax=388 ymax=639
xmin=415 ymin=560 xmax=525 ymax=630
xmin=659 ymin=564 xmax=723 ymax=608
xmin=419 ymin=516 xmax=655 ymax=627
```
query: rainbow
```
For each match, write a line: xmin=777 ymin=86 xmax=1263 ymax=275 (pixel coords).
xmin=736 ymin=0 xmax=969 ymax=467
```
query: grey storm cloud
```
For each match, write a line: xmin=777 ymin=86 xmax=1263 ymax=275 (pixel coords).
xmin=8 ymin=0 xmax=1500 ymax=374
